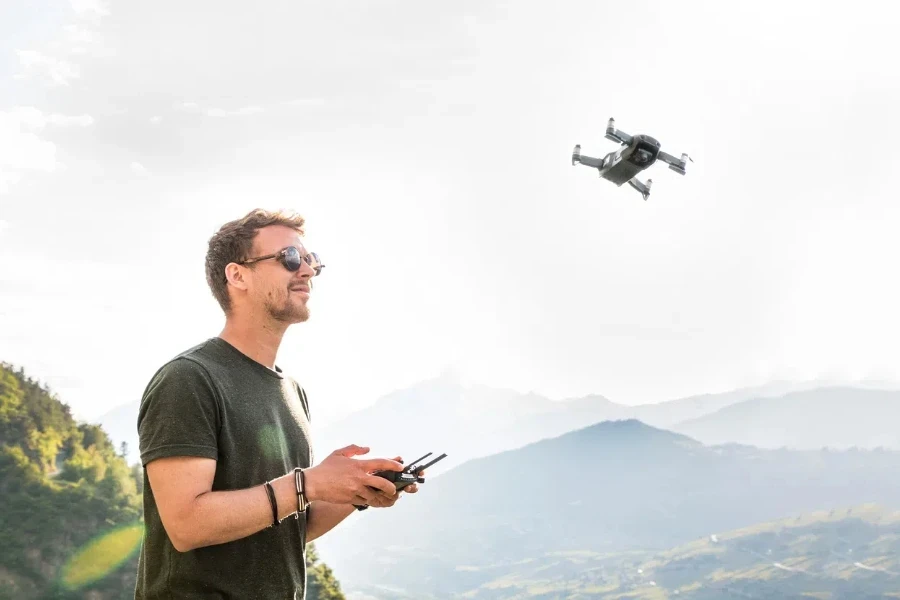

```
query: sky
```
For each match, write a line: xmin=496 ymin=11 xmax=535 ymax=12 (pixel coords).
xmin=1 ymin=0 xmax=898 ymax=426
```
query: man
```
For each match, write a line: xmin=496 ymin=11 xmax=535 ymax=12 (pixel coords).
xmin=135 ymin=208 xmax=414 ymax=599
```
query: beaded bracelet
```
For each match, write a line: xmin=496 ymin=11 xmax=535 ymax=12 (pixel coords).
xmin=293 ymin=468 xmax=309 ymax=518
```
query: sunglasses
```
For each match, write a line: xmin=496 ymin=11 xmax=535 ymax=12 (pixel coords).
xmin=238 ymin=246 xmax=325 ymax=276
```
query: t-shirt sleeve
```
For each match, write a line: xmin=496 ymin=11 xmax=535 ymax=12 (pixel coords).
xmin=300 ymin=386 xmax=311 ymax=423
xmin=138 ymin=357 xmax=221 ymax=466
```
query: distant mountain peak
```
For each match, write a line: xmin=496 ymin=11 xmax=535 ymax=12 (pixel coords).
xmin=522 ymin=417 xmax=704 ymax=454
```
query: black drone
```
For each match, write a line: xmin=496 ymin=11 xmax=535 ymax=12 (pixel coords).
xmin=572 ymin=117 xmax=692 ymax=201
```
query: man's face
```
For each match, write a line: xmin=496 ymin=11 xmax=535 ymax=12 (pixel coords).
xmin=243 ymin=225 xmax=317 ymax=324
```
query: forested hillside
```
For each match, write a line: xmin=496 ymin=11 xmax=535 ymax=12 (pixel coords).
xmin=0 ymin=361 xmax=142 ymax=599
xmin=434 ymin=505 xmax=900 ymax=599
xmin=0 ymin=362 xmax=345 ymax=599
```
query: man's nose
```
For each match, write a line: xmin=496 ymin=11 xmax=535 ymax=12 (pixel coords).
xmin=298 ymin=259 xmax=315 ymax=277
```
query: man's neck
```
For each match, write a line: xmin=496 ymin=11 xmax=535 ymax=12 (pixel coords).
xmin=218 ymin=315 xmax=287 ymax=370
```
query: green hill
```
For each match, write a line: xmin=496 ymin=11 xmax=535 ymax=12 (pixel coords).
xmin=456 ymin=504 xmax=900 ymax=599
xmin=0 ymin=362 xmax=345 ymax=599
xmin=0 ymin=362 xmax=143 ymax=599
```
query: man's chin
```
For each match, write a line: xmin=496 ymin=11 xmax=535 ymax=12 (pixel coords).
xmin=269 ymin=305 xmax=310 ymax=324
xmin=286 ymin=309 xmax=310 ymax=324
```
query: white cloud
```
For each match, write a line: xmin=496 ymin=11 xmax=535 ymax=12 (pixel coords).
xmin=14 ymin=0 xmax=111 ymax=85
xmin=283 ymin=98 xmax=327 ymax=107
xmin=64 ymin=24 xmax=95 ymax=44
xmin=9 ymin=106 xmax=94 ymax=129
xmin=70 ymin=0 xmax=109 ymax=16
xmin=0 ymin=108 xmax=94 ymax=194
xmin=130 ymin=162 xmax=149 ymax=176
xmin=15 ymin=50 xmax=80 ymax=86
xmin=62 ymin=24 xmax=98 ymax=55
xmin=176 ymin=102 xmax=265 ymax=118
xmin=0 ymin=173 xmax=23 ymax=195
xmin=206 ymin=106 xmax=264 ymax=117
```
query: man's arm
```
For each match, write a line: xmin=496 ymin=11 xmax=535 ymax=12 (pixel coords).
xmin=147 ymin=457 xmax=309 ymax=552
xmin=305 ymin=502 xmax=356 ymax=543
xmin=146 ymin=448 xmax=403 ymax=553
xmin=305 ymin=487 xmax=420 ymax=543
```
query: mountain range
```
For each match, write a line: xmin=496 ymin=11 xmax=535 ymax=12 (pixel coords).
xmin=310 ymin=377 xmax=845 ymax=471
xmin=313 ymin=419 xmax=900 ymax=598
xmin=671 ymin=386 xmax=900 ymax=450
xmin=97 ymin=374 xmax=890 ymax=470
xmin=59 ymin=370 xmax=900 ymax=598
xmin=387 ymin=504 xmax=900 ymax=599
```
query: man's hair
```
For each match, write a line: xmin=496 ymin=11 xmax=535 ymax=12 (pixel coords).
xmin=205 ymin=208 xmax=306 ymax=314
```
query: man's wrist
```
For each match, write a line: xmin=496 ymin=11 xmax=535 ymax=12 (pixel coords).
xmin=273 ymin=475 xmax=301 ymax=522
xmin=301 ymin=465 xmax=320 ymax=502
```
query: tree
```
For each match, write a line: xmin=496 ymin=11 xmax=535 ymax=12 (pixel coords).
xmin=306 ymin=543 xmax=346 ymax=600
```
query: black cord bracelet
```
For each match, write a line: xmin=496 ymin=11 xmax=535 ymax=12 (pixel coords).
xmin=264 ymin=481 xmax=279 ymax=526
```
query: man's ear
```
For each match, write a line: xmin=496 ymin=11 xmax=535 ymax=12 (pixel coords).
xmin=224 ymin=263 xmax=250 ymax=291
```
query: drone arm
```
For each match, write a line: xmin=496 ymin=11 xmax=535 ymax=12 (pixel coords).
xmin=604 ymin=117 xmax=632 ymax=146
xmin=627 ymin=176 xmax=653 ymax=201
xmin=658 ymin=150 xmax=691 ymax=175
xmin=657 ymin=150 xmax=680 ymax=166
xmin=573 ymin=153 xmax=604 ymax=169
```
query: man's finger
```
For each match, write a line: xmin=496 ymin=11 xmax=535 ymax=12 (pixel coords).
xmin=363 ymin=476 xmax=397 ymax=497
xmin=402 ymin=484 xmax=418 ymax=494
xmin=360 ymin=458 xmax=404 ymax=473
xmin=359 ymin=487 xmax=387 ymax=506
xmin=334 ymin=444 xmax=369 ymax=457
xmin=368 ymin=493 xmax=396 ymax=508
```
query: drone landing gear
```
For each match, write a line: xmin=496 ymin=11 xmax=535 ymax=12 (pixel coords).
xmin=628 ymin=177 xmax=653 ymax=201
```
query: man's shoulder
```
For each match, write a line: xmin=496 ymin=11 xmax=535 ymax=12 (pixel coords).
xmin=171 ymin=337 xmax=224 ymax=364
xmin=143 ymin=339 xmax=222 ymax=390
xmin=283 ymin=376 xmax=311 ymax=421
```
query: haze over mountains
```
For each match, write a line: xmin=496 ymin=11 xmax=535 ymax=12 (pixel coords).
xmin=314 ymin=420 xmax=900 ymax=598
xmin=381 ymin=505 xmax=900 ymax=600
xmin=672 ymin=387 xmax=900 ymax=450
xmin=309 ymin=376 xmax=829 ymax=475
xmin=84 ymin=373 xmax=900 ymax=598
xmin=97 ymin=375 xmax=900 ymax=470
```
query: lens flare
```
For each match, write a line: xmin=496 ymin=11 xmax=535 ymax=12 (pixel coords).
xmin=58 ymin=521 xmax=144 ymax=591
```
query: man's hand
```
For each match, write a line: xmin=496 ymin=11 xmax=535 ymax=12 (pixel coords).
xmin=364 ymin=456 xmax=425 ymax=508
xmin=303 ymin=444 xmax=404 ymax=506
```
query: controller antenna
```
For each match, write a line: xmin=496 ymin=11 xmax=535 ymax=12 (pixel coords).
xmin=404 ymin=452 xmax=433 ymax=473
xmin=412 ymin=453 xmax=448 ymax=474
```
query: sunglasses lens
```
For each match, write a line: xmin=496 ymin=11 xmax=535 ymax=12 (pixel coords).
xmin=281 ymin=247 xmax=302 ymax=271
xmin=306 ymin=252 xmax=323 ymax=276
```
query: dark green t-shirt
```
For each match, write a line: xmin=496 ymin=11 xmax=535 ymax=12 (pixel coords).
xmin=135 ymin=337 xmax=314 ymax=600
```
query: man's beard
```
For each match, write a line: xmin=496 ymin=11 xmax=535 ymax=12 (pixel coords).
xmin=266 ymin=291 xmax=310 ymax=324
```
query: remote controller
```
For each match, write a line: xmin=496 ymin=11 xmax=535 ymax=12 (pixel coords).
xmin=354 ymin=451 xmax=447 ymax=510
